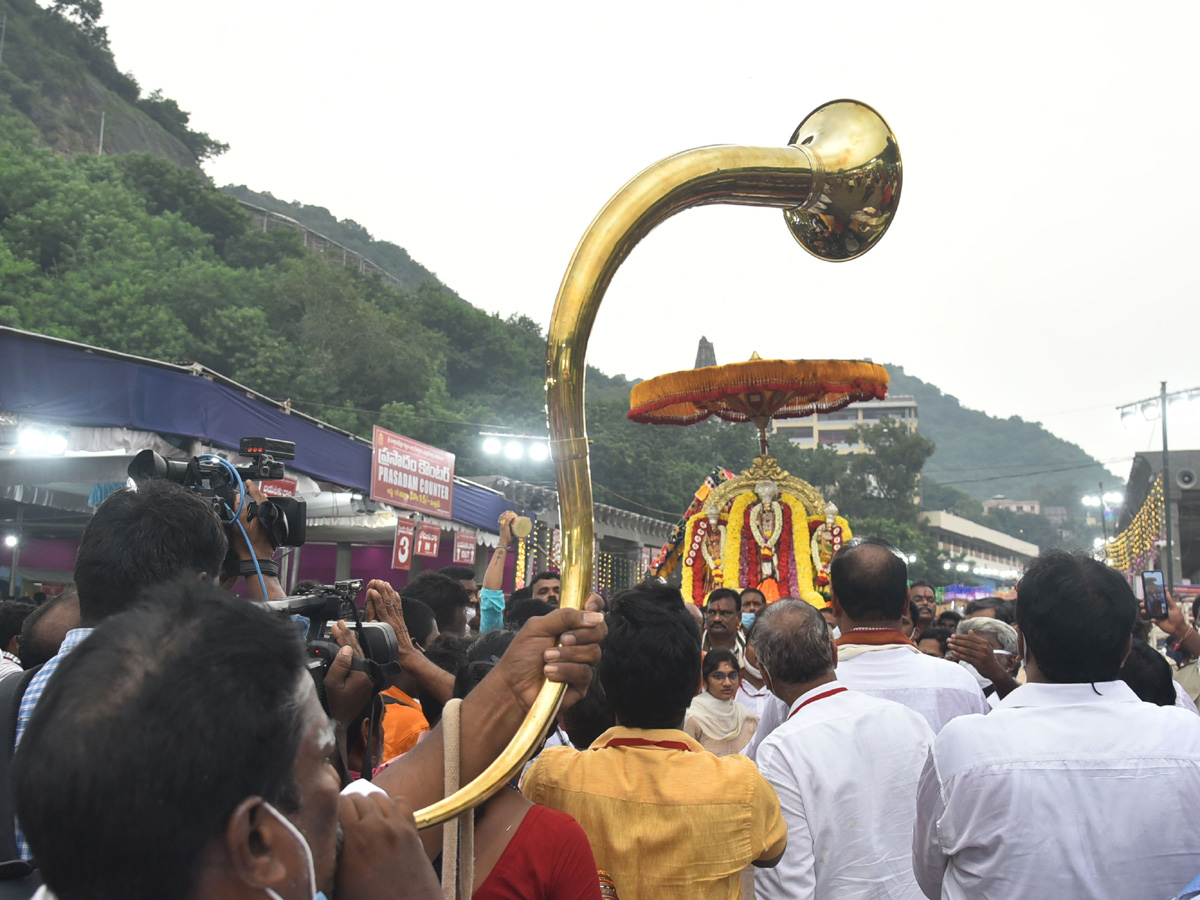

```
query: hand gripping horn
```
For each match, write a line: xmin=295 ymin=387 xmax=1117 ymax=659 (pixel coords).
xmin=414 ymin=99 xmax=901 ymax=828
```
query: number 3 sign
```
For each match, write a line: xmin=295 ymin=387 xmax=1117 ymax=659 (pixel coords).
xmin=393 ymin=518 xmax=416 ymax=570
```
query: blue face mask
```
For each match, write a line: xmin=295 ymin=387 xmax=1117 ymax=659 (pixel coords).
xmin=741 ymin=612 xmax=757 ymax=630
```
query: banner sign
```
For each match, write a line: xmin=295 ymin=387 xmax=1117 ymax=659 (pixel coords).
xmin=392 ymin=518 xmax=416 ymax=570
xmin=258 ymin=478 xmax=297 ymax=498
xmin=416 ymin=522 xmax=442 ymax=558
xmin=371 ymin=426 xmax=455 ymax=518
xmin=453 ymin=531 xmax=477 ymax=565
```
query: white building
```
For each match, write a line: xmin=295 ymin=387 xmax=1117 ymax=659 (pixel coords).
xmin=773 ymin=395 xmax=918 ymax=454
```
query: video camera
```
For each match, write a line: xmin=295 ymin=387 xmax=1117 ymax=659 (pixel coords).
xmin=263 ymin=579 xmax=400 ymax=689
xmin=127 ymin=437 xmax=306 ymax=548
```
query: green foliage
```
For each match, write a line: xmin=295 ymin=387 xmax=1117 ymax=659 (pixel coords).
xmin=886 ymin=365 xmax=1110 ymax=502
xmin=222 ymin=186 xmax=440 ymax=290
xmin=136 ymin=90 xmax=228 ymax=161
xmin=0 ymin=0 xmax=220 ymax=163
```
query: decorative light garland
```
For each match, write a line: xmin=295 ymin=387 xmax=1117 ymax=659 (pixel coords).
xmin=515 ymin=536 xmax=527 ymax=590
xmin=1105 ymin=473 xmax=1164 ymax=574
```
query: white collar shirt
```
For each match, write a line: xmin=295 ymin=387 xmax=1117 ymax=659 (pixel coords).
xmin=0 ymin=650 xmax=21 ymax=679
xmin=737 ymin=678 xmax=772 ymax=719
xmin=756 ymin=682 xmax=934 ymax=900
xmin=913 ymin=680 xmax=1200 ymax=900
xmin=835 ymin=644 xmax=990 ymax=733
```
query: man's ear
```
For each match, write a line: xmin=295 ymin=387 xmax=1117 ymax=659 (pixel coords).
xmin=225 ymin=797 xmax=290 ymax=892
xmin=829 ymin=591 xmax=843 ymax=619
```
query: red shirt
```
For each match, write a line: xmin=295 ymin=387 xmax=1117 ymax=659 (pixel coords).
xmin=475 ymin=804 xmax=601 ymax=900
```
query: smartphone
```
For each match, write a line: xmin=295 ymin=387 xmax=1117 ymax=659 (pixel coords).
xmin=1142 ymin=570 xmax=1168 ymax=619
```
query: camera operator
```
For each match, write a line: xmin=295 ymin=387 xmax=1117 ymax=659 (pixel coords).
xmin=14 ymin=579 xmax=441 ymax=900
xmin=4 ymin=481 xmax=373 ymax=870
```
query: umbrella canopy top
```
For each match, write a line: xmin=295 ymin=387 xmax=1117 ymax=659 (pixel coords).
xmin=628 ymin=358 xmax=889 ymax=426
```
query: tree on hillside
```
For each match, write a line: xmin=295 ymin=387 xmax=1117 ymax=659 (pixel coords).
xmin=835 ymin=419 xmax=936 ymax=524
xmin=50 ymin=0 xmax=107 ymax=48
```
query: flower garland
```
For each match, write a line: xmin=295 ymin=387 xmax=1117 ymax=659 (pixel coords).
xmin=749 ymin=501 xmax=783 ymax=577
xmin=779 ymin=494 xmax=811 ymax=600
xmin=723 ymin=492 xmax=756 ymax=589
xmin=682 ymin=514 xmax=723 ymax=605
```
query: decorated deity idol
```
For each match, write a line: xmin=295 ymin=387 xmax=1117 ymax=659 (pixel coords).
xmin=676 ymin=456 xmax=852 ymax=608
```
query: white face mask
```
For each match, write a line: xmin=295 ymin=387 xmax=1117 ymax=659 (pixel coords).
xmin=464 ymin=606 xmax=477 ymax=625
xmin=260 ymin=801 xmax=325 ymax=900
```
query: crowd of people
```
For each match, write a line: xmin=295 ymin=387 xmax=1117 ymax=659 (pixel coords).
xmin=1 ymin=495 xmax=1199 ymax=899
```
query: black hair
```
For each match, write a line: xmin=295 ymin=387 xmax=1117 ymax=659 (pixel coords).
xmin=1120 ymin=640 xmax=1176 ymax=707
xmin=829 ymin=538 xmax=908 ymax=621
xmin=19 ymin=590 xmax=79 ymax=669
xmin=740 ymin=588 xmax=766 ymax=603
xmin=936 ymin=610 xmax=963 ymax=629
xmin=508 ymin=586 xmax=533 ymax=604
xmin=401 ymin=597 xmax=438 ymax=648
xmin=910 ymin=579 xmax=933 ymax=590
xmin=73 ymin=482 xmax=228 ymax=626
xmin=439 ymin=565 xmax=477 ymax=583
xmin=13 ymin=579 xmax=309 ymax=900
xmin=0 ymin=600 xmax=35 ymax=651
xmin=420 ymin=632 xmax=477 ymax=727
xmin=964 ymin=596 xmax=1016 ymax=625
xmin=400 ymin=572 xmax=470 ymax=631
xmin=560 ymin=678 xmax=615 ymax=749
xmin=1015 ymin=550 xmax=1137 ymax=684
xmin=453 ymin=630 xmax=516 ymax=699
xmin=705 ymin=587 xmax=742 ymax=613
xmin=506 ymin=598 xmax=554 ymax=630
xmin=530 ymin=571 xmax=561 ymax=589
xmin=597 ymin=582 xmax=701 ymax=729
xmin=916 ymin=626 xmax=952 ymax=656
xmin=702 ymin=648 xmax=740 ymax=682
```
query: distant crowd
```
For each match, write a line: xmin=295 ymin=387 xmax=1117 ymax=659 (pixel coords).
xmin=1 ymin=492 xmax=1199 ymax=900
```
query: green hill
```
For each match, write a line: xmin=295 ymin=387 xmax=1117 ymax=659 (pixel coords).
xmin=0 ymin=0 xmax=1113 ymax=560
xmin=883 ymin=365 xmax=1114 ymax=504
xmin=0 ymin=0 xmax=222 ymax=165
xmin=221 ymin=185 xmax=441 ymax=292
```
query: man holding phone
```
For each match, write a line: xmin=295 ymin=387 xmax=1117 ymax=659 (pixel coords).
xmin=1146 ymin=580 xmax=1200 ymax=706
xmin=913 ymin=550 xmax=1200 ymax=900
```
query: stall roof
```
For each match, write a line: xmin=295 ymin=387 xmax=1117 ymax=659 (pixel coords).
xmin=0 ymin=328 xmax=511 ymax=533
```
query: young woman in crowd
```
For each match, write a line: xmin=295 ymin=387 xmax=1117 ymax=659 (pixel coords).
xmin=683 ymin=648 xmax=759 ymax=755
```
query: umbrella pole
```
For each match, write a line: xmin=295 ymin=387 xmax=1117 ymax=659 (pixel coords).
xmin=754 ymin=417 xmax=770 ymax=457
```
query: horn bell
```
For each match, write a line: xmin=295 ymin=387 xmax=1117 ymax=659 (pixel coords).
xmin=783 ymin=99 xmax=902 ymax=262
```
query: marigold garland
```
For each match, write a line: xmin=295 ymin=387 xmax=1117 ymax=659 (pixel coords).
xmin=723 ymin=493 xmax=756 ymax=590
xmin=780 ymin=494 xmax=814 ymax=603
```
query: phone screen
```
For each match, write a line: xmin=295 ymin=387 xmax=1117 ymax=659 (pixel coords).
xmin=1142 ymin=570 xmax=1167 ymax=618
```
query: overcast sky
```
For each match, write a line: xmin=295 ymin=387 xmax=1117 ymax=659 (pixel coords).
xmin=97 ymin=1 xmax=1200 ymax=485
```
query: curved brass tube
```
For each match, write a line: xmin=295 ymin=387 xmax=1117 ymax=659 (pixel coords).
xmin=414 ymin=99 xmax=900 ymax=828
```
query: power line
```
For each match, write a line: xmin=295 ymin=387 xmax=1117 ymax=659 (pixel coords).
xmin=931 ymin=457 xmax=1131 ymax=487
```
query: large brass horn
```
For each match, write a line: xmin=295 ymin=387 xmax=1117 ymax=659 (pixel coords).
xmin=414 ymin=99 xmax=901 ymax=828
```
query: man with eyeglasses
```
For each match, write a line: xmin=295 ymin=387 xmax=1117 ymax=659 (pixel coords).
xmin=703 ymin=588 xmax=747 ymax=666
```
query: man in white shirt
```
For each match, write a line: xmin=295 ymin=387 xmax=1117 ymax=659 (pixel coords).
xmin=830 ymin=539 xmax=989 ymax=733
xmin=754 ymin=600 xmax=934 ymax=900
xmin=744 ymin=539 xmax=986 ymax=760
xmin=912 ymin=549 xmax=1200 ymax=900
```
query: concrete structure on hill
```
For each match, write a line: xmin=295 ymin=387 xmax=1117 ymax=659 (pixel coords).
xmin=774 ymin=394 xmax=919 ymax=454
xmin=919 ymin=510 xmax=1039 ymax=584
xmin=982 ymin=497 xmax=1041 ymax=516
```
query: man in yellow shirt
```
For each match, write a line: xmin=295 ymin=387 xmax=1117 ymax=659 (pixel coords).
xmin=523 ymin=582 xmax=786 ymax=899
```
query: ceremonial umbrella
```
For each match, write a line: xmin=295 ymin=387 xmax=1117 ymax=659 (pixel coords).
xmin=628 ymin=356 xmax=890 ymax=455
